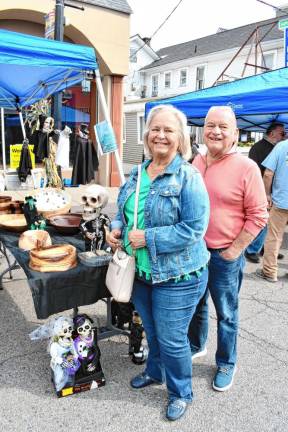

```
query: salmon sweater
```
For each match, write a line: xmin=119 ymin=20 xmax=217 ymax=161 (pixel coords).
xmin=193 ymin=152 xmax=268 ymax=249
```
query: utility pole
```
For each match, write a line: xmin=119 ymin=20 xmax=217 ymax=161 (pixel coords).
xmin=53 ymin=0 xmax=65 ymax=129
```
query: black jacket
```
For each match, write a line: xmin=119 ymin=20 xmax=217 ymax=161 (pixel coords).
xmin=248 ymin=138 xmax=274 ymax=176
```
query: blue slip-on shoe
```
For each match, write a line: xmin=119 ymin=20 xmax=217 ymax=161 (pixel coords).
xmin=130 ymin=372 xmax=162 ymax=389
xmin=166 ymin=399 xmax=188 ymax=421
xmin=212 ymin=366 xmax=237 ymax=392
xmin=191 ymin=346 xmax=207 ymax=361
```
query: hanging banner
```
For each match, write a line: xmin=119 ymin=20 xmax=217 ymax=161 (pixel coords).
xmin=94 ymin=120 xmax=118 ymax=155
xmin=45 ymin=10 xmax=55 ymax=40
xmin=10 ymin=144 xmax=35 ymax=170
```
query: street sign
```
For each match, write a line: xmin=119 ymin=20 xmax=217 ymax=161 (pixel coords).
xmin=278 ymin=19 xmax=288 ymax=30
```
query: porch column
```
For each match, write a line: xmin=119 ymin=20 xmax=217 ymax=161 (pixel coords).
xmin=110 ymin=75 xmax=124 ymax=186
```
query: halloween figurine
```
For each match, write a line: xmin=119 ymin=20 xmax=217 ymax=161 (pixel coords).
xmin=22 ymin=196 xmax=46 ymax=230
xmin=80 ymin=184 xmax=110 ymax=252
xmin=73 ymin=314 xmax=102 ymax=377
xmin=49 ymin=317 xmax=80 ymax=391
xmin=129 ymin=311 xmax=147 ymax=365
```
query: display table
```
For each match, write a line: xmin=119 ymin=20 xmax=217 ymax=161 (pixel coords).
xmin=0 ymin=227 xmax=110 ymax=320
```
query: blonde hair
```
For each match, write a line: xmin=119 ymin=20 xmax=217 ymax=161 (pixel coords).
xmin=143 ymin=104 xmax=192 ymax=160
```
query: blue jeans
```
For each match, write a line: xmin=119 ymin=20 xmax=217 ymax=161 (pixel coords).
xmin=132 ymin=268 xmax=208 ymax=402
xmin=189 ymin=250 xmax=245 ymax=368
xmin=246 ymin=225 xmax=267 ymax=254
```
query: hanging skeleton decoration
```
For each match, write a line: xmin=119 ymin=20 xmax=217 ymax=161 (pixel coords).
xmin=73 ymin=314 xmax=102 ymax=377
xmin=80 ymin=184 xmax=110 ymax=252
xmin=49 ymin=317 xmax=80 ymax=392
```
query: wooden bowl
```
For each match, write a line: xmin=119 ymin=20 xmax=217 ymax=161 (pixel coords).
xmin=0 ymin=195 xmax=12 ymax=209
xmin=34 ymin=188 xmax=72 ymax=218
xmin=49 ymin=214 xmax=82 ymax=235
xmin=0 ymin=214 xmax=27 ymax=232
xmin=10 ymin=200 xmax=24 ymax=214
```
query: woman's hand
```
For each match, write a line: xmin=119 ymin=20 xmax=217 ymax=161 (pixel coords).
xmin=106 ymin=228 xmax=122 ymax=250
xmin=128 ymin=229 xmax=146 ymax=250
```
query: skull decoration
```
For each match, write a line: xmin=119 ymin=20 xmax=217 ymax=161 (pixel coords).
xmin=76 ymin=318 xmax=92 ymax=338
xmin=81 ymin=184 xmax=109 ymax=222
xmin=49 ymin=317 xmax=80 ymax=391
xmin=80 ymin=185 xmax=110 ymax=252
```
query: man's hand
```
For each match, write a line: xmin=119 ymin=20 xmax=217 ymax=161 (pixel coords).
xmin=219 ymin=245 xmax=241 ymax=261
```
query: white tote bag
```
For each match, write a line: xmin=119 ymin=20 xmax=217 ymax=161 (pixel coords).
xmin=105 ymin=165 xmax=141 ymax=303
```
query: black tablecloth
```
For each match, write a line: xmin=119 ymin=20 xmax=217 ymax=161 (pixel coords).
xmin=0 ymin=227 xmax=110 ymax=319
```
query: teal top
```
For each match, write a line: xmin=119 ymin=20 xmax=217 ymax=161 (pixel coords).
xmin=123 ymin=167 xmax=152 ymax=279
xmin=123 ymin=166 xmax=206 ymax=281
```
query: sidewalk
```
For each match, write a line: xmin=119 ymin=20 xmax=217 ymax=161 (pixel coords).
xmin=0 ymin=191 xmax=287 ymax=431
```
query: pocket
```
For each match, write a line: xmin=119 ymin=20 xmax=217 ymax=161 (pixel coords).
xmin=157 ymin=185 xmax=181 ymax=225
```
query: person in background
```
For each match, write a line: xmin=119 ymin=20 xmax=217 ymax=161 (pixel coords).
xmin=188 ymin=106 xmax=268 ymax=392
xmin=245 ymin=122 xmax=285 ymax=263
xmin=255 ymin=138 xmax=288 ymax=282
xmin=107 ymin=105 xmax=210 ymax=421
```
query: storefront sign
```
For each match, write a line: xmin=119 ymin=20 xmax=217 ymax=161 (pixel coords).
xmin=10 ymin=144 xmax=35 ymax=170
xmin=278 ymin=20 xmax=288 ymax=67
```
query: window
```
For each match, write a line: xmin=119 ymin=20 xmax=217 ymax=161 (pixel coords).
xmin=138 ymin=115 xmax=145 ymax=143
xmin=123 ymin=115 xmax=126 ymax=143
xmin=164 ymin=72 xmax=171 ymax=89
xmin=151 ymin=74 xmax=159 ymax=97
xmin=196 ymin=66 xmax=205 ymax=90
xmin=179 ymin=69 xmax=187 ymax=87
xmin=261 ymin=53 xmax=275 ymax=71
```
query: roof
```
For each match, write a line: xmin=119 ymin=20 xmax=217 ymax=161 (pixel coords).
xmin=142 ymin=17 xmax=283 ymax=70
xmin=77 ymin=0 xmax=132 ymax=14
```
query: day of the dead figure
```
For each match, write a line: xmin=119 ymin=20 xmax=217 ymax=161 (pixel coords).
xmin=80 ymin=184 xmax=110 ymax=252
xmin=129 ymin=311 xmax=147 ymax=365
xmin=73 ymin=314 xmax=101 ymax=377
xmin=49 ymin=317 xmax=80 ymax=392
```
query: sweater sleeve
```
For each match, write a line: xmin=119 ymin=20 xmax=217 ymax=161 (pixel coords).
xmin=243 ymin=161 xmax=268 ymax=236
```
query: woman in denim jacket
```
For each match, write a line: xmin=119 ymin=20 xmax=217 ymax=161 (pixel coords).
xmin=107 ymin=105 xmax=210 ymax=421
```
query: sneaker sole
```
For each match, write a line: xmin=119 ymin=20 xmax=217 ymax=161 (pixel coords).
xmin=192 ymin=347 xmax=207 ymax=360
xmin=255 ymin=269 xmax=277 ymax=283
xmin=212 ymin=366 xmax=237 ymax=392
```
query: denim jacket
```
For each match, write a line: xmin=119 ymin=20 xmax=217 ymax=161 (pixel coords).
xmin=111 ymin=154 xmax=210 ymax=283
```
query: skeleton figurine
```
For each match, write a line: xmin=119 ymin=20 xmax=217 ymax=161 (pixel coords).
xmin=73 ymin=314 xmax=101 ymax=377
xmin=49 ymin=317 xmax=80 ymax=392
xmin=80 ymin=184 xmax=110 ymax=252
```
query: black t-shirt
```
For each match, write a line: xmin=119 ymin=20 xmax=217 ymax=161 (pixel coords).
xmin=248 ymin=138 xmax=274 ymax=176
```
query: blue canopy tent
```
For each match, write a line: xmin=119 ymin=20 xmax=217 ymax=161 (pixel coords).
xmin=0 ymin=29 xmax=97 ymax=110
xmin=145 ymin=67 xmax=288 ymax=132
xmin=0 ymin=29 xmax=125 ymax=182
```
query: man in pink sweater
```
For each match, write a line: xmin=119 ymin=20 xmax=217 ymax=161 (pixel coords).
xmin=188 ymin=106 xmax=268 ymax=392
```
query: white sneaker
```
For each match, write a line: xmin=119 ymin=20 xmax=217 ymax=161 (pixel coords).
xmin=191 ymin=347 xmax=207 ymax=361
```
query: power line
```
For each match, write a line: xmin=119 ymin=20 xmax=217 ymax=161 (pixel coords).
xmin=130 ymin=0 xmax=184 ymax=59
xmin=256 ymin=0 xmax=288 ymax=17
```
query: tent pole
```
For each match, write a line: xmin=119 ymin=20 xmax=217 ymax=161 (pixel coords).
xmin=94 ymin=69 xmax=125 ymax=186
xmin=1 ymin=108 xmax=6 ymax=171
xmin=18 ymin=111 xmax=26 ymax=140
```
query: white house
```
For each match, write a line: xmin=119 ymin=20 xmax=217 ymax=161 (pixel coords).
xmin=123 ymin=13 xmax=286 ymax=168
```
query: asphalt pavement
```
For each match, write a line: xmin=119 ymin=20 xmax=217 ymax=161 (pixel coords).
xmin=0 ymin=187 xmax=287 ymax=432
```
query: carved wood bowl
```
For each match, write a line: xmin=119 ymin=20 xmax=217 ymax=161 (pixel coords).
xmin=49 ymin=214 xmax=82 ymax=235
xmin=0 ymin=214 xmax=27 ymax=232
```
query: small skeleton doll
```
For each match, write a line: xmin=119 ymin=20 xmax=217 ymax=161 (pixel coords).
xmin=129 ymin=311 xmax=147 ymax=365
xmin=73 ymin=314 xmax=101 ymax=377
xmin=22 ymin=196 xmax=46 ymax=230
xmin=49 ymin=317 xmax=80 ymax=391
xmin=80 ymin=184 xmax=110 ymax=252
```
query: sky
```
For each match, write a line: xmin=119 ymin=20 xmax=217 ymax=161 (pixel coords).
xmin=128 ymin=0 xmax=287 ymax=50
